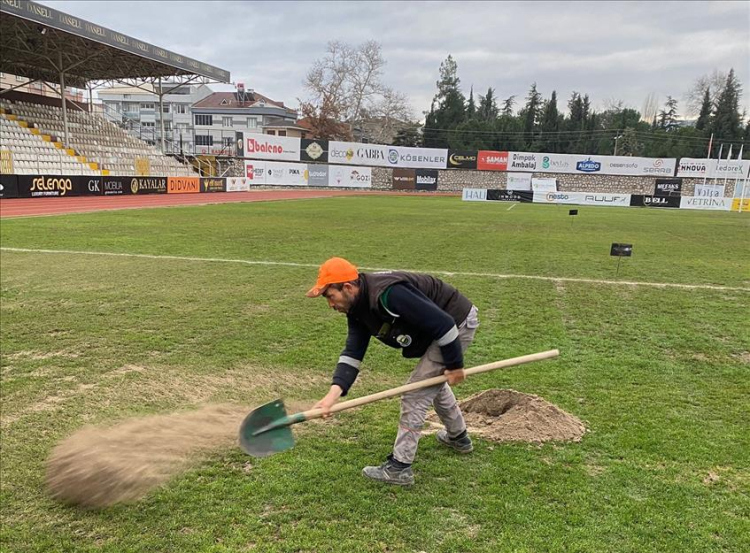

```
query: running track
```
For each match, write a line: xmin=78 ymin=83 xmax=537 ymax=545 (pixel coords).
xmin=0 ymin=190 xmax=454 ymax=218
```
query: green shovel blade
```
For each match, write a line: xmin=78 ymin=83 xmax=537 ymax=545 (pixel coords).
xmin=239 ymin=399 xmax=297 ymax=457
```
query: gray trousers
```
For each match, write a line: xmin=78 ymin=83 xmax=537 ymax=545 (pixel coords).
xmin=392 ymin=305 xmax=479 ymax=464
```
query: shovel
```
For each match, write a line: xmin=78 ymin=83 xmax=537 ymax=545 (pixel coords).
xmin=239 ymin=348 xmax=559 ymax=457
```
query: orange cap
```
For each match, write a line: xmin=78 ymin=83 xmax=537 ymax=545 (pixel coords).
xmin=306 ymin=257 xmax=359 ymax=298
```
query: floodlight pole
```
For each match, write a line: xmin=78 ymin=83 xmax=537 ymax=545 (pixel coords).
xmin=59 ymin=50 xmax=70 ymax=146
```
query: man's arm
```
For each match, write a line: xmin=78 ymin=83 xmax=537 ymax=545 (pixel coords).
xmin=314 ymin=317 xmax=371 ymax=416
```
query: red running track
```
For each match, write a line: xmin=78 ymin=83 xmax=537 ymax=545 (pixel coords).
xmin=0 ymin=189 xmax=433 ymax=218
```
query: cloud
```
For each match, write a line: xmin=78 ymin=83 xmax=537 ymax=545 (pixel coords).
xmin=37 ymin=0 xmax=750 ymax=118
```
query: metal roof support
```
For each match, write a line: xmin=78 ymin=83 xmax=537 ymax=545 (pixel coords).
xmin=59 ymin=50 xmax=69 ymax=147
xmin=158 ymin=77 xmax=165 ymax=154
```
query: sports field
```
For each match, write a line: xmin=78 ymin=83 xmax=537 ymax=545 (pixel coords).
xmin=1 ymin=196 xmax=748 ymax=553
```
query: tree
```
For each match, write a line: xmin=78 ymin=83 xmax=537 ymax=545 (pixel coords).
xmin=566 ymin=92 xmax=590 ymax=153
xmin=423 ymin=55 xmax=466 ymax=147
xmin=392 ymin=124 xmax=422 ymax=147
xmin=298 ymin=97 xmax=353 ymax=140
xmin=618 ymin=127 xmax=642 ymax=156
xmin=539 ymin=90 xmax=560 ymax=151
xmin=364 ymin=87 xmax=414 ymax=143
xmin=522 ymin=82 xmax=542 ymax=137
xmin=695 ymin=88 xmax=712 ymax=131
xmin=712 ymin=68 xmax=743 ymax=141
xmin=501 ymin=95 xmax=516 ymax=116
xmin=478 ymin=87 xmax=498 ymax=122
xmin=657 ymin=96 xmax=679 ymax=131
xmin=641 ymin=92 xmax=659 ymax=125
xmin=466 ymin=86 xmax=476 ymax=120
xmin=302 ymin=40 xmax=412 ymax=141
xmin=685 ymin=70 xmax=727 ymax=116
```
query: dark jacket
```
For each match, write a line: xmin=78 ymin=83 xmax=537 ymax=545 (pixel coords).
xmin=332 ymin=271 xmax=472 ymax=395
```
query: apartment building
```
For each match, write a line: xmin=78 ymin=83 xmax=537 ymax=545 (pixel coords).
xmin=0 ymin=72 xmax=84 ymax=102
xmin=97 ymin=81 xmax=213 ymax=153
xmin=190 ymin=87 xmax=299 ymax=155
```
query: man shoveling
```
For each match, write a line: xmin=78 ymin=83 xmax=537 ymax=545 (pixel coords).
xmin=308 ymin=257 xmax=479 ymax=486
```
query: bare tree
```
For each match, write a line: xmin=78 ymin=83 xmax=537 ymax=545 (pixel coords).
xmin=603 ymin=98 xmax=625 ymax=112
xmin=364 ymin=87 xmax=413 ymax=143
xmin=302 ymin=40 xmax=414 ymax=142
xmin=685 ymin=70 xmax=727 ymax=116
xmin=641 ymin=92 xmax=659 ymax=125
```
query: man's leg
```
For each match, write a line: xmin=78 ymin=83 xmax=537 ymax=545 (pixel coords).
xmin=363 ymin=307 xmax=480 ymax=484
xmin=362 ymin=352 xmax=443 ymax=485
xmin=434 ymin=307 xmax=478 ymax=440
xmin=392 ymin=306 xmax=480 ymax=464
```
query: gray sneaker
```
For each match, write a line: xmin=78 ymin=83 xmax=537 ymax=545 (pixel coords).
xmin=436 ymin=430 xmax=474 ymax=453
xmin=362 ymin=460 xmax=415 ymax=486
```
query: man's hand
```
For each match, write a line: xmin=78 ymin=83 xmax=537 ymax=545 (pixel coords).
xmin=445 ymin=368 xmax=466 ymax=386
xmin=313 ymin=385 xmax=343 ymax=418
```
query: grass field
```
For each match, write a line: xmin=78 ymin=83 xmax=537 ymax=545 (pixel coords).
xmin=1 ymin=196 xmax=749 ymax=553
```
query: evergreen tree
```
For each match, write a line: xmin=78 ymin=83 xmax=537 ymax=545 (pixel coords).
xmin=657 ymin=96 xmax=679 ymax=131
xmin=566 ymin=92 xmax=587 ymax=153
xmin=712 ymin=68 xmax=743 ymax=141
xmin=478 ymin=87 xmax=498 ymax=122
xmin=522 ymin=82 xmax=542 ymax=147
xmin=392 ymin=125 xmax=422 ymax=147
xmin=540 ymin=90 xmax=559 ymax=151
xmin=695 ymin=87 xmax=712 ymax=131
xmin=423 ymin=55 xmax=466 ymax=147
xmin=466 ymin=86 xmax=476 ymax=120
xmin=501 ymin=95 xmax=516 ymax=117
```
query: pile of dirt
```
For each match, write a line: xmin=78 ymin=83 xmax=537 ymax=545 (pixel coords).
xmin=427 ymin=389 xmax=586 ymax=443
xmin=45 ymin=404 xmax=248 ymax=508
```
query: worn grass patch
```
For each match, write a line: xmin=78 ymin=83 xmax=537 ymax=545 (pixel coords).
xmin=1 ymin=197 xmax=749 ymax=553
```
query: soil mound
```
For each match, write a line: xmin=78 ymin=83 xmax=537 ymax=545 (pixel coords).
xmin=428 ymin=389 xmax=586 ymax=443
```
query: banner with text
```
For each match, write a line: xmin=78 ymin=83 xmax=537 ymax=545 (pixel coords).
xmin=676 ymin=158 xmax=750 ymax=179
xmin=506 ymin=172 xmax=532 ymax=191
xmin=167 ymin=176 xmax=200 ymax=194
xmin=504 ymin=152 xmax=677 ymax=177
xmin=238 ymin=133 xmax=301 ymax=161
xmin=487 ymin=190 xmax=534 ymax=202
xmin=630 ymin=195 xmax=681 ymax=208
xmin=226 ymin=177 xmax=250 ymax=192
xmin=654 ymin=178 xmax=682 ymax=197
xmin=392 ymin=168 xmax=416 ymax=190
xmin=447 ymin=151 xmax=478 ymax=170
xmin=200 ymin=177 xmax=226 ymax=193
xmin=533 ymin=191 xmax=631 ymax=206
xmin=693 ymin=184 xmax=725 ymax=198
xmin=328 ymin=141 xmax=447 ymax=169
xmin=129 ymin=176 xmax=168 ymax=195
xmin=532 ymin=178 xmax=557 ymax=192
xmin=462 ymin=188 xmax=487 ymax=201
xmin=328 ymin=165 xmax=372 ymax=188
xmin=679 ymin=197 xmax=732 ymax=211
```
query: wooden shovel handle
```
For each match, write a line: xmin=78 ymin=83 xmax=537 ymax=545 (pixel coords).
xmin=301 ymin=349 xmax=559 ymax=422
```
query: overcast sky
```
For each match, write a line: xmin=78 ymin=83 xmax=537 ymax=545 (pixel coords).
xmin=40 ymin=1 xmax=750 ymax=120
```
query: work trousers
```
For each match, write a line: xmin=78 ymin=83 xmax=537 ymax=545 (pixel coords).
xmin=392 ymin=305 xmax=479 ymax=464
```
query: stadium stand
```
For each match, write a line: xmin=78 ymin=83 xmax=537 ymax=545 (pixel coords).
xmin=0 ymin=1 xmax=230 ymax=179
xmin=0 ymin=96 xmax=193 ymax=176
